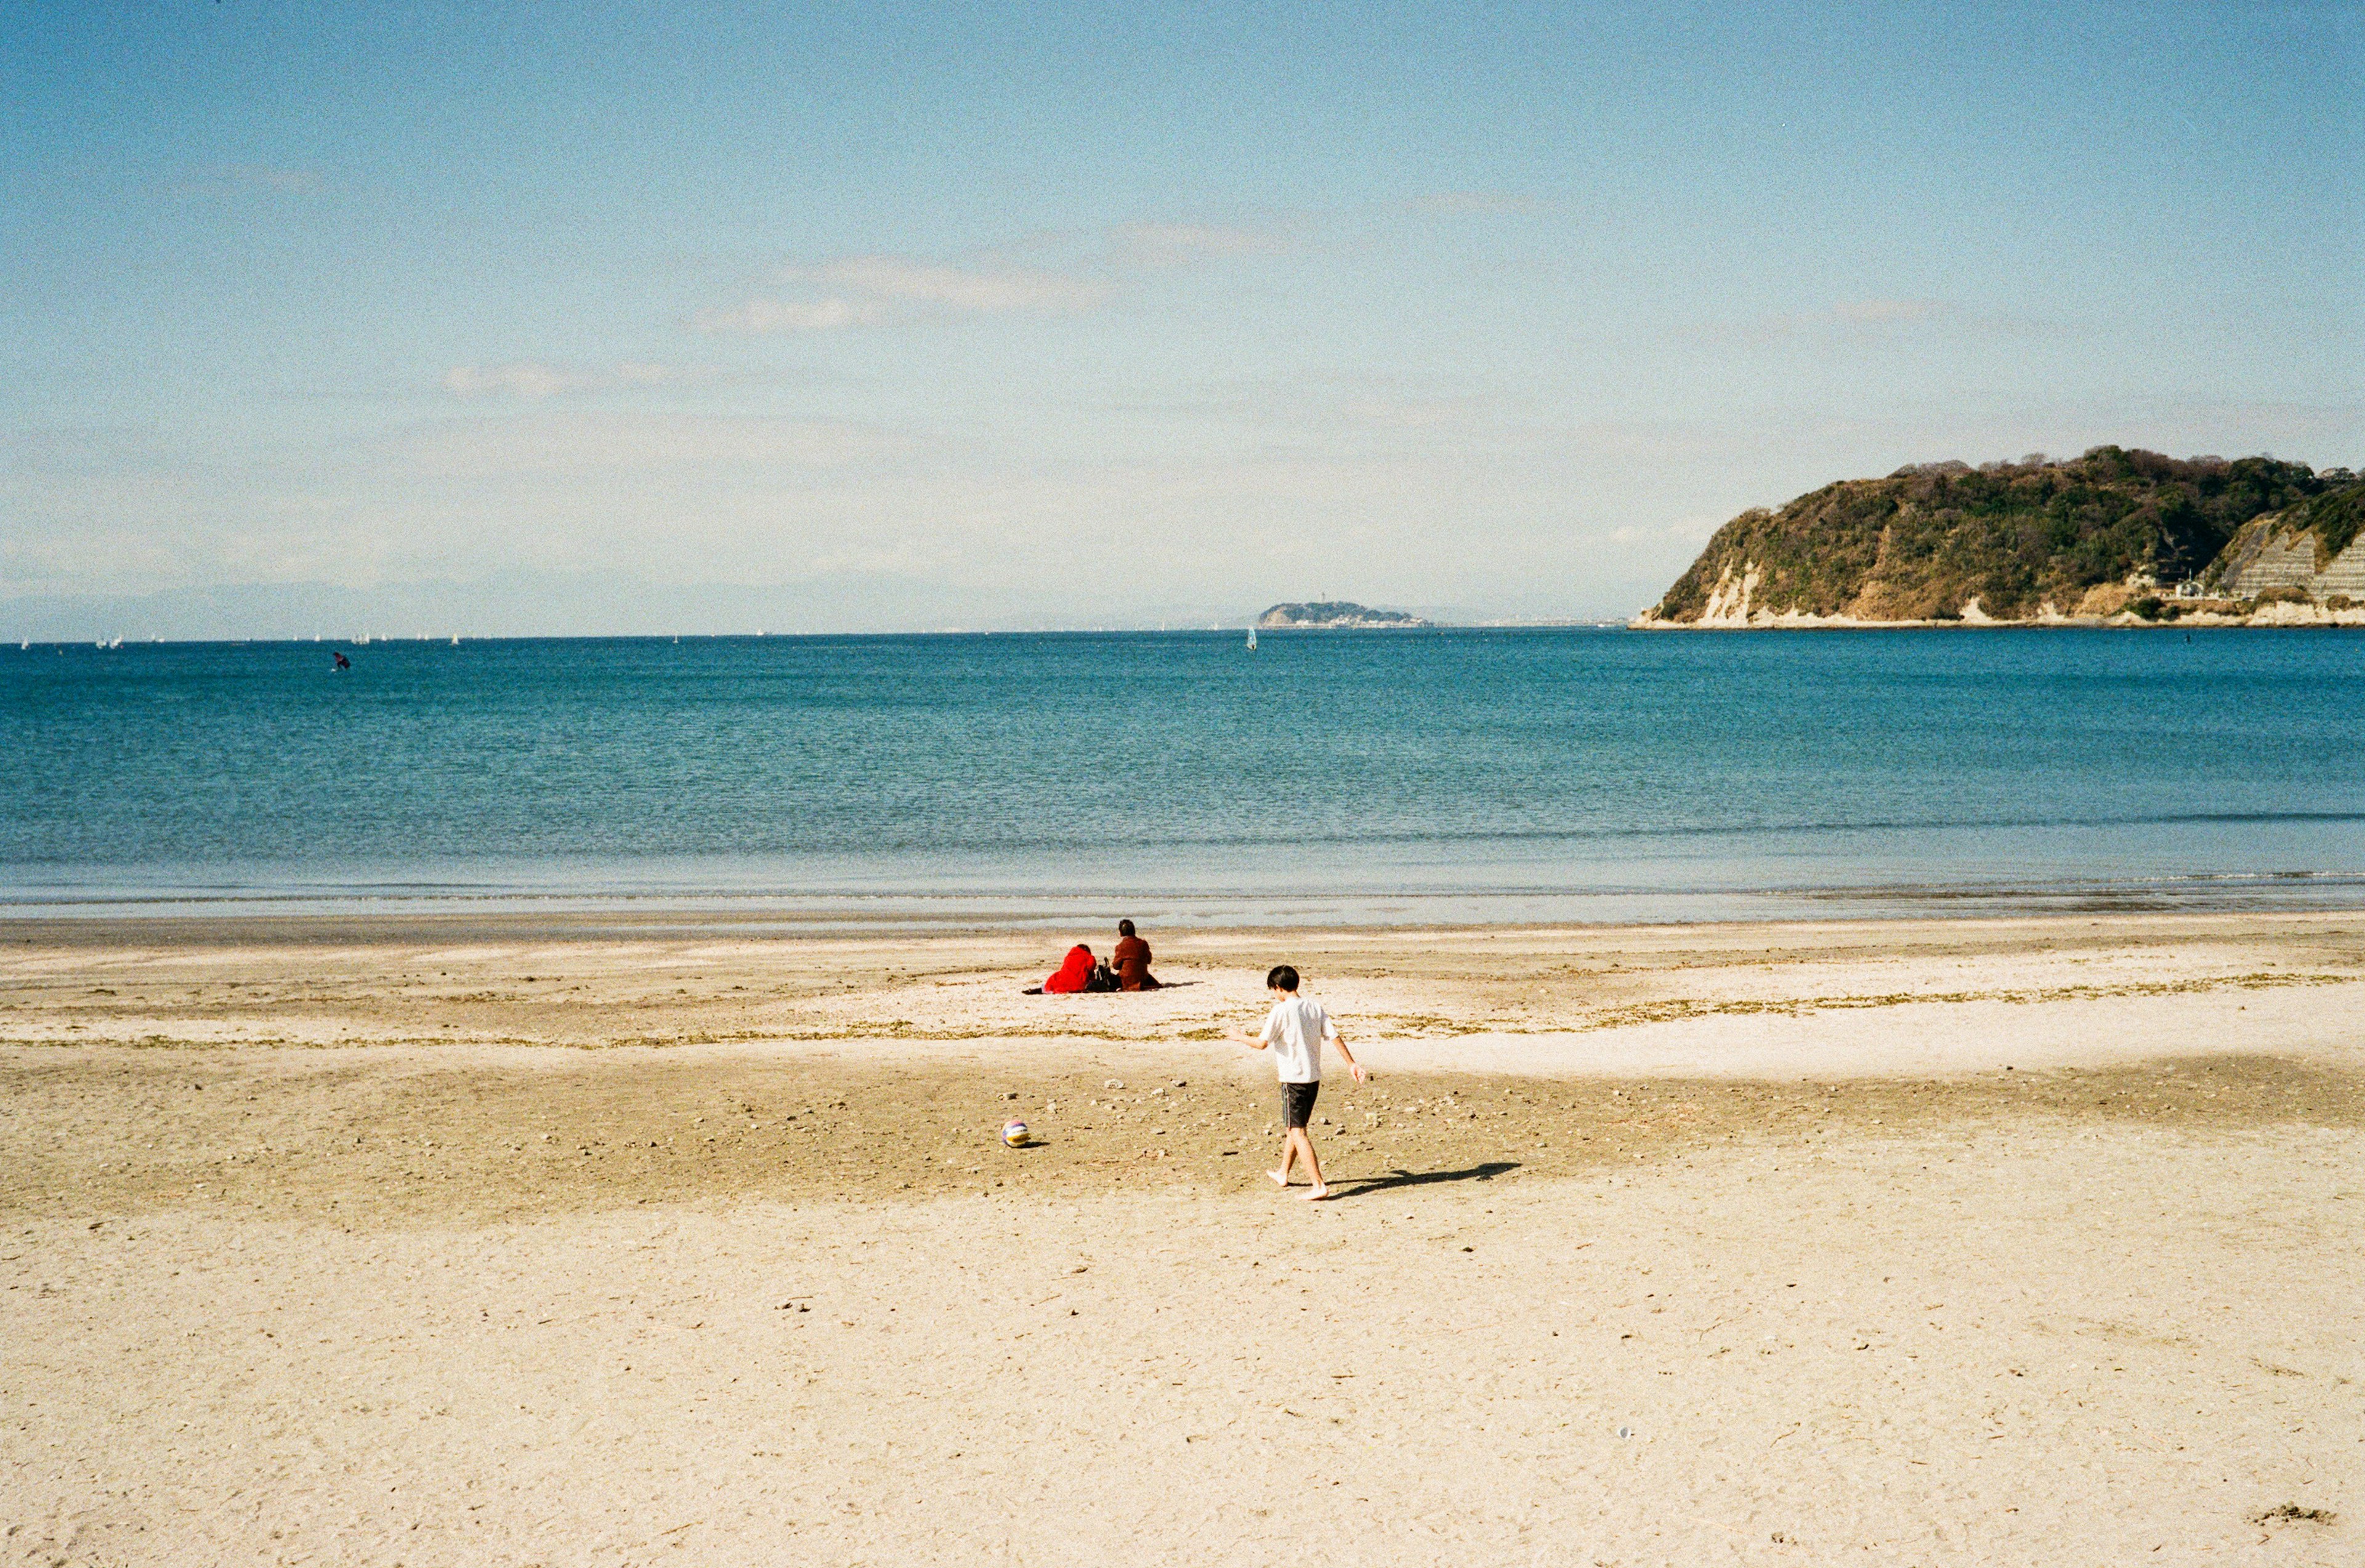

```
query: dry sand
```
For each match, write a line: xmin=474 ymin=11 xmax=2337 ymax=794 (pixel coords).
xmin=3 ymin=911 xmax=2362 ymax=1565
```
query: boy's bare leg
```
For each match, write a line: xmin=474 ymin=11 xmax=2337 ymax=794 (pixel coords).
xmin=1269 ymin=1135 xmax=1295 ymax=1186
xmin=1290 ymin=1127 xmax=1328 ymax=1200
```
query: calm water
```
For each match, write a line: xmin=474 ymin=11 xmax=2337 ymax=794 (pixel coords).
xmin=4 ymin=628 xmax=2363 ymax=925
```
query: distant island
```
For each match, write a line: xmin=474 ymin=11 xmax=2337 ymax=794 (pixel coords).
xmin=1634 ymin=447 xmax=2364 ymax=628
xmin=1256 ymin=601 xmax=1435 ymax=629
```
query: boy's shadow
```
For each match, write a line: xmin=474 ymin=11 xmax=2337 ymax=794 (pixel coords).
xmin=1330 ymin=1160 xmax=1519 ymax=1198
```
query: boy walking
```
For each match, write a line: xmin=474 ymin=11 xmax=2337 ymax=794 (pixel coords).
xmin=1234 ymin=964 xmax=1365 ymax=1200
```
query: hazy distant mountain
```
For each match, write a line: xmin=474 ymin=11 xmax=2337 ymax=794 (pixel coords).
xmin=1255 ymin=600 xmax=1435 ymax=629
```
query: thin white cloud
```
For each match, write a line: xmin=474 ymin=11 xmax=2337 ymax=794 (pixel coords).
xmin=440 ymin=361 xmax=703 ymax=400
xmin=391 ymin=410 xmax=898 ymax=478
xmin=1409 ymin=191 xmax=1545 ymax=215
xmin=690 ymin=219 xmax=1304 ymax=335
xmin=1825 ymin=298 xmax=1946 ymax=325
xmin=1336 ymin=393 xmax=1494 ymax=431
xmin=811 ymin=256 xmax=1103 ymax=312
xmin=1110 ymin=222 xmax=1290 ymax=265
xmin=1611 ymin=513 xmax=1728 ymax=545
xmin=442 ymin=363 xmax=576 ymax=400
xmin=694 ymin=256 xmax=1108 ymax=334
xmin=691 ymin=298 xmax=885 ymax=334
xmin=1684 ymin=297 xmax=1955 ymax=348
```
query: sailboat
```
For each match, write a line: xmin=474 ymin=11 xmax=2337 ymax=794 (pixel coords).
xmin=1245 ymin=625 xmax=1258 ymax=651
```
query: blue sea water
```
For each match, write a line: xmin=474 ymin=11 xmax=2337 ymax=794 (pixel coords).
xmin=4 ymin=628 xmax=2363 ymax=926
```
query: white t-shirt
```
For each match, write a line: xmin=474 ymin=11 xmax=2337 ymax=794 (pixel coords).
xmin=1258 ymin=995 xmax=1336 ymax=1083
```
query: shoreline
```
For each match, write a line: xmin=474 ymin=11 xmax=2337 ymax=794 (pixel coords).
xmin=9 ymin=897 xmax=2363 ymax=938
xmin=10 ymin=869 xmax=2365 ymax=932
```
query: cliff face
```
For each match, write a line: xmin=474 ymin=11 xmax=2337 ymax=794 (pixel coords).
xmin=2209 ymin=485 xmax=2365 ymax=600
xmin=1641 ymin=448 xmax=2343 ymax=626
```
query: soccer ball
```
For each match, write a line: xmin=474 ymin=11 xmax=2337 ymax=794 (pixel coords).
xmin=1001 ymin=1119 xmax=1031 ymax=1147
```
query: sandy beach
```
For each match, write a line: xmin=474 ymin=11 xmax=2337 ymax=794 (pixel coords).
xmin=4 ymin=911 xmax=2361 ymax=1565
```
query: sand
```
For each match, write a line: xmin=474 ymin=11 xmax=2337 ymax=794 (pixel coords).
xmin=3 ymin=911 xmax=2361 ymax=1565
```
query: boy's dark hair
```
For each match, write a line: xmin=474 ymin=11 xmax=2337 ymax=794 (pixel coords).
xmin=1266 ymin=964 xmax=1300 ymax=992
xmin=1118 ymin=919 xmax=1136 ymax=937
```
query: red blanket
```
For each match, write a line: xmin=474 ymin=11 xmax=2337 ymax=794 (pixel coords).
xmin=1042 ymin=944 xmax=1095 ymax=993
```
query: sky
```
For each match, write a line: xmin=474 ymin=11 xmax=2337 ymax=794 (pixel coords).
xmin=2 ymin=0 xmax=2359 ymax=637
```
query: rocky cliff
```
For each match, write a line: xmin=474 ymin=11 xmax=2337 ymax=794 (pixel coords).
xmin=2207 ymin=484 xmax=2365 ymax=601
xmin=1638 ymin=448 xmax=2359 ymax=627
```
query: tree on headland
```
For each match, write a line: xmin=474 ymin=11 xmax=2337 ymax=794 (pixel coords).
xmin=1647 ymin=447 xmax=2347 ymax=623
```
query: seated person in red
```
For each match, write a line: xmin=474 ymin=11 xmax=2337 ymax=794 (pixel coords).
xmin=1042 ymin=944 xmax=1096 ymax=994
xmin=1111 ymin=919 xmax=1159 ymax=990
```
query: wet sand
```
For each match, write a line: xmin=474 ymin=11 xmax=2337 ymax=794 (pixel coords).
xmin=3 ymin=911 xmax=2361 ymax=1564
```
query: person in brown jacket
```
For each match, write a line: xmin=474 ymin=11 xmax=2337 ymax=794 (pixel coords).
xmin=1110 ymin=919 xmax=1160 ymax=990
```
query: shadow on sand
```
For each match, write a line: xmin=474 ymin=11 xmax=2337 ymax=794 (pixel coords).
xmin=1331 ymin=1160 xmax=1521 ymax=1198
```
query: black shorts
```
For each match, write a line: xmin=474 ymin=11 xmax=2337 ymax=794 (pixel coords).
xmin=1282 ymin=1081 xmax=1319 ymax=1129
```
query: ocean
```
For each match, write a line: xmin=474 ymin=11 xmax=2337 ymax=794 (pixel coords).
xmin=5 ymin=628 xmax=2363 ymax=926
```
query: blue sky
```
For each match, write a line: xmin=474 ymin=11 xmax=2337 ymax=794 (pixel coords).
xmin=2 ymin=1 xmax=2358 ymax=635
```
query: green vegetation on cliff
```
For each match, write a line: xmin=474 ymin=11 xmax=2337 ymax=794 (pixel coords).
xmin=2282 ymin=481 xmax=2365 ymax=568
xmin=2202 ymin=473 xmax=2365 ymax=594
xmin=1649 ymin=448 xmax=2334 ymax=623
